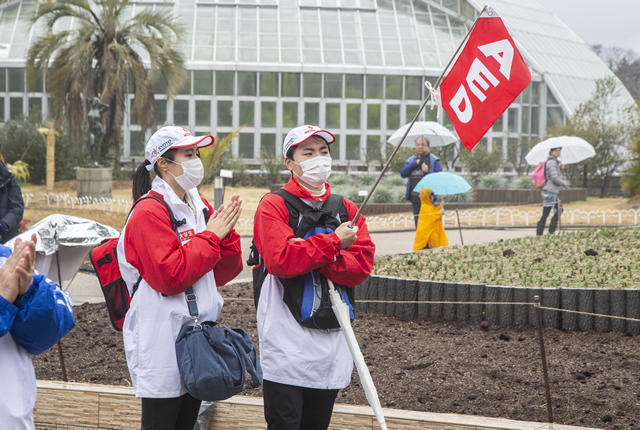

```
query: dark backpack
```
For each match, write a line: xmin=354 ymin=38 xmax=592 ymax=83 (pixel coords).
xmin=247 ymin=189 xmax=354 ymax=331
xmin=90 ymin=193 xmax=208 ymax=331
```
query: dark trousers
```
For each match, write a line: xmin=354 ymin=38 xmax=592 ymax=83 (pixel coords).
xmin=263 ymin=380 xmax=339 ymax=430
xmin=140 ymin=393 xmax=202 ymax=430
xmin=411 ymin=200 xmax=421 ymax=229
xmin=536 ymin=204 xmax=559 ymax=235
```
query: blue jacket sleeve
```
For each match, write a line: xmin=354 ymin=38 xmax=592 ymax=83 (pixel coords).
xmin=10 ymin=271 xmax=75 ymax=355
xmin=433 ymin=158 xmax=442 ymax=173
xmin=400 ymin=156 xmax=417 ymax=178
xmin=0 ymin=295 xmax=17 ymax=338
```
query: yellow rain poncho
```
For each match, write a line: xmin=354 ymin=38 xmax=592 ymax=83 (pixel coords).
xmin=413 ymin=188 xmax=448 ymax=251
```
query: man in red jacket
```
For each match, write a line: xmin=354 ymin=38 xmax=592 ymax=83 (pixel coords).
xmin=253 ymin=125 xmax=375 ymax=430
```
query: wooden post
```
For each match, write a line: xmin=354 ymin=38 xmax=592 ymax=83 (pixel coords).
xmin=534 ymin=295 xmax=553 ymax=424
xmin=46 ymin=122 xmax=56 ymax=193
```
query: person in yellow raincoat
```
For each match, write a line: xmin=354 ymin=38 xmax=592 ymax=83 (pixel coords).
xmin=413 ymin=188 xmax=448 ymax=251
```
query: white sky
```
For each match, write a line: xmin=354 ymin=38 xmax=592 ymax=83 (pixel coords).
xmin=533 ymin=0 xmax=640 ymax=54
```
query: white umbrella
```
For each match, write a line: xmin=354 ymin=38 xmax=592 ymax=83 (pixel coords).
xmin=525 ymin=136 xmax=595 ymax=166
xmin=387 ymin=121 xmax=457 ymax=148
xmin=327 ymin=280 xmax=388 ymax=430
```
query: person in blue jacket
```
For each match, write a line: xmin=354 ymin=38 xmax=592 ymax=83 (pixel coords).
xmin=400 ymin=136 xmax=442 ymax=227
xmin=0 ymin=233 xmax=75 ymax=429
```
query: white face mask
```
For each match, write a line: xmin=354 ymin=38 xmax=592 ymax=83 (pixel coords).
xmin=167 ymin=158 xmax=204 ymax=191
xmin=292 ymin=156 xmax=332 ymax=188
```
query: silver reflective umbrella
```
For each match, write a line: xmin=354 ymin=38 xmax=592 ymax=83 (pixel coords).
xmin=387 ymin=121 xmax=458 ymax=148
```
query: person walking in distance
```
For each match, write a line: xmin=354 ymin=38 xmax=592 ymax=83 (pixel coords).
xmin=536 ymin=147 xmax=566 ymax=235
xmin=400 ymin=136 xmax=442 ymax=228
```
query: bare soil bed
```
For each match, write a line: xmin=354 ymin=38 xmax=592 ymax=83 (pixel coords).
xmin=33 ymin=282 xmax=639 ymax=430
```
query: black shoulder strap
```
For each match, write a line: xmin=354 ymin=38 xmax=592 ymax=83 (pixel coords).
xmin=273 ymin=189 xmax=312 ymax=233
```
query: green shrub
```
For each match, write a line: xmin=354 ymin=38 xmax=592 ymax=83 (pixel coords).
xmin=444 ymin=190 xmax=474 ymax=202
xmin=382 ymin=174 xmax=405 ymax=187
xmin=510 ymin=175 xmax=535 ymax=189
xmin=329 ymin=173 xmax=353 ymax=187
xmin=0 ymin=114 xmax=89 ymax=184
xmin=391 ymin=186 xmax=407 ymax=203
xmin=479 ymin=174 xmax=506 ymax=189
xmin=372 ymin=187 xmax=393 ymax=203
xmin=344 ymin=186 xmax=365 ymax=204
xmin=356 ymin=173 xmax=376 ymax=187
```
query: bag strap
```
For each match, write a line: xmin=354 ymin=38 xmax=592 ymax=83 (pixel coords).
xmin=214 ymin=322 xmax=263 ymax=386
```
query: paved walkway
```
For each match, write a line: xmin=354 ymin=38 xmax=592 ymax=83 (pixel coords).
xmin=66 ymin=227 xmax=538 ymax=305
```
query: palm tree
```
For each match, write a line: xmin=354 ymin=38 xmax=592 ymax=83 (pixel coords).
xmin=26 ymin=0 xmax=186 ymax=169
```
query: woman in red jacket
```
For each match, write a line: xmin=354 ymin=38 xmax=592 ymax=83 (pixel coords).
xmin=117 ymin=126 xmax=243 ymax=430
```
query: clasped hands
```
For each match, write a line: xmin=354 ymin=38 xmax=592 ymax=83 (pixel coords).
xmin=0 ymin=234 xmax=37 ymax=304
xmin=206 ymin=194 xmax=243 ymax=240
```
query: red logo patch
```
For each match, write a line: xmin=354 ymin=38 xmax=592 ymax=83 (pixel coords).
xmin=179 ymin=229 xmax=196 ymax=243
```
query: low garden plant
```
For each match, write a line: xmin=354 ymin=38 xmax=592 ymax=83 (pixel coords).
xmin=374 ymin=227 xmax=640 ymax=289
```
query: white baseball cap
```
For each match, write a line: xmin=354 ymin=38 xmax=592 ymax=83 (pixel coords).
xmin=145 ymin=126 xmax=214 ymax=171
xmin=282 ymin=125 xmax=335 ymax=158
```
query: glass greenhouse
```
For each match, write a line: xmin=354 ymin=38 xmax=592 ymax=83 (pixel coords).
xmin=0 ymin=0 xmax=634 ymax=169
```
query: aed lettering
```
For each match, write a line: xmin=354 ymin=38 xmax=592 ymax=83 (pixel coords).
xmin=440 ymin=11 xmax=531 ymax=150
xmin=449 ymin=39 xmax=515 ymax=123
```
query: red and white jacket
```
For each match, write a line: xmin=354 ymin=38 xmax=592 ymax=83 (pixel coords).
xmin=254 ymin=176 xmax=375 ymax=389
xmin=117 ymin=177 xmax=242 ymax=398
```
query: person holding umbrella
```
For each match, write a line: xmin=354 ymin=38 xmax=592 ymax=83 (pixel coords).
xmin=536 ymin=147 xmax=566 ymax=235
xmin=400 ymin=136 xmax=442 ymax=227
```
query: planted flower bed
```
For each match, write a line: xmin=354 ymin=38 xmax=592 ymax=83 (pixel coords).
xmin=360 ymin=228 xmax=640 ymax=334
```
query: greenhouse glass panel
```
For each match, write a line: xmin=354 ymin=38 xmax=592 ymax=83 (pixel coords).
xmin=305 ymin=103 xmax=319 ymax=125
xmin=0 ymin=4 xmax=18 ymax=44
xmin=156 ymin=100 xmax=167 ymax=126
xmin=507 ymin=138 xmax=519 ymax=165
xmin=282 ymin=73 xmax=300 ymax=97
xmin=260 ymin=34 xmax=279 ymax=48
xmin=261 ymin=133 xmax=276 ymax=156
xmin=195 ymin=101 xmax=211 ymax=126
xmin=366 ymin=75 xmax=383 ymax=99
xmin=239 ymin=133 xmax=255 ymax=158
xmin=130 ymin=131 xmax=145 ymax=156
xmin=424 ymin=105 xmax=437 ymax=122
xmin=345 ymin=75 xmax=363 ymax=99
xmin=130 ymin=99 xmax=138 ymax=124
xmin=521 ymin=106 xmax=530 ymax=134
xmin=173 ymin=100 xmax=189 ymax=126
xmin=507 ymin=107 xmax=518 ymax=133
xmin=386 ymin=104 xmax=400 ymax=130
xmin=405 ymin=76 xmax=422 ymax=100
xmin=547 ymin=107 xmax=564 ymax=127
xmin=217 ymin=101 xmax=233 ymax=127
xmin=422 ymin=52 xmax=440 ymax=67
xmin=304 ymin=74 xmax=322 ymax=97
xmin=303 ymin=50 xmax=322 ymax=63
xmin=365 ymin=50 xmax=383 ymax=65
xmin=367 ymin=104 xmax=381 ymax=129
xmin=360 ymin=0 xmax=375 ymax=7
xmin=283 ymin=102 xmax=298 ymax=127
xmin=26 ymin=70 xmax=43 ymax=93
xmin=240 ymin=101 xmax=255 ymax=126
xmin=324 ymin=50 xmax=342 ymax=64
xmin=385 ymin=76 xmax=402 ymax=99
xmin=194 ymin=47 xmax=214 ymax=61
xmin=442 ymin=111 xmax=454 ymax=131
xmin=260 ymin=72 xmax=279 ymax=97
xmin=493 ymin=113 xmax=503 ymax=132
xmin=406 ymin=104 xmax=420 ymax=122
xmin=8 ymin=69 xmax=24 ymax=93
xmin=367 ymin=135 xmax=382 ymax=160
xmin=385 ymin=51 xmax=402 ymax=67
xmin=547 ymin=87 xmax=558 ymax=105
xmin=531 ymin=107 xmax=539 ymax=135
xmin=521 ymin=83 xmax=531 ymax=104
xmin=532 ymin=82 xmax=540 ymax=105
xmin=28 ymin=98 xmax=41 ymax=115
xmin=262 ymin=102 xmax=277 ymax=127
xmin=346 ymin=104 xmax=361 ymax=129
xmin=326 ymin=103 xmax=340 ymax=128
xmin=282 ymin=49 xmax=300 ymax=62
xmin=238 ymin=72 xmax=257 ymax=96
xmin=178 ymin=72 xmax=191 ymax=95
xmin=239 ymin=48 xmax=257 ymax=62
xmin=261 ymin=49 xmax=278 ymax=62
xmin=216 ymin=72 xmax=235 ymax=96
xmin=194 ymin=71 xmax=213 ymax=95
xmin=346 ymin=135 xmax=360 ymax=160
xmin=324 ymin=75 xmax=343 ymax=98
xmin=0 ymin=69 xmax=5 ymax=92
xmin=152 ymin=74 xmax=167 ymax=96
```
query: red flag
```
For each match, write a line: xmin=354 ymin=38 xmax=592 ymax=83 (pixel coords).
xmin=440 ymin=7 xmax=531 ymax=151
